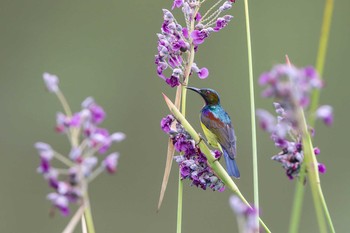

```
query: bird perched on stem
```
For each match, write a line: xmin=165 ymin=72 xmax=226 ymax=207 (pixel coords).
xmin=187 ymin=87 xmax=240 ymax=178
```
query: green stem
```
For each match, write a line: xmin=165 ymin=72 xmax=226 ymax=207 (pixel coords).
xmin=290 ymin=0 xmax=335 ymax=232
xmin=56 ymin=90 xmax=72 ymax=117
xmin=175 ymin=4 xmax=198 ymax=230
xmin=299 ymin=109 xmax=327 ymax=233
xmin=176 ymin=86 xmax=187 ymax=233
xmin=318 ymin=184 xmax=336 ymax=233
xmin=83 ymin=192 xmax=96 ymax=233
xmin=303 ymin=134 xmax=327 ymax=233
xmin=309 ymin=0 xmax=334 ymax=126
xmin=288 ymin=164 xmax=306 ymax=233
xmin=162 ymin=94 xmax=271 ymax=233
xmin=243 ymin=0 xmax=260 ymax=229
xmin=176 ymin=171 xmax=183 ymax=233
xmin=53 ymin=151 xmax=74 ymax=167
xmin=62 ymin=205 xmax=85 ymax=233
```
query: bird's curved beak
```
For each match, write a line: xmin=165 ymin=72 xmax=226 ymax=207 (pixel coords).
xmin=186 ymin=86 xmax=201 ymax=94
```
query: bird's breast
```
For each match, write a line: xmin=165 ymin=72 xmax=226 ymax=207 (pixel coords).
xmin=202 ymin=106 xmax=230 ymax=126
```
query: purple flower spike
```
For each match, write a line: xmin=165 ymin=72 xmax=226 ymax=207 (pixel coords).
xmin=163 ymin=117 xmax=225 ymax=191
xmin=43 ymin=72 xmax=59 ymax=93
xmin=155 ymin=2 xmax=236 ymax=86
xmin=316 ymin=105 xmax=333 ymax=126
xmin=103 ymin=153 xmax=120 ymax=174
xmin=37 ymin=74 xmax=125 ymax=219
xmin=258 ymin=63 xmax=333 ymax=180
xmin=318 ymin=163 xmax=327 ymax=174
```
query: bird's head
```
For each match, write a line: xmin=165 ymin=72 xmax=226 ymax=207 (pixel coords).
xmin=187 ymin=87 xmax=220 ymax=105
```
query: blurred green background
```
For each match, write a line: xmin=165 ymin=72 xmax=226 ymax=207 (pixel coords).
xmin=0 ymin=0 xmax=349 ymax=232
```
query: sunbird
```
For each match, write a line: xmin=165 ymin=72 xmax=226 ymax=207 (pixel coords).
xmin=187 ymin=87 xmax=240 ymax=178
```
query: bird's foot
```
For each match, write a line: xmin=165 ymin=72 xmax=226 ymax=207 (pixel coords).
xmin=196 ymin=133 xmax=207 ymax=146
xmin=213 ymin=158 xmax=220 ymax=163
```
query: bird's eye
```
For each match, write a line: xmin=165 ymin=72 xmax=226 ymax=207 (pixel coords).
xmin=206 ymin=90 xmax=210 ymax=95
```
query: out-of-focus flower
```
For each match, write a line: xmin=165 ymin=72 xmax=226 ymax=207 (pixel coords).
xmin=316 ymin=105 xmax=333 ymax=126
xmin=103 ymin=153 xmax=120 ymax=174
xmin=35 ymin=73 xmax=125 ymax=216
xmin=43 ymin=72 xmax=59 ymax=93
xmin=47 ymin=193 xmax=70 ymax=216
xmin=257 ymin=64 xmax=331 ymax=179
xmin=229 ymin=195 xmax=259 ymax=233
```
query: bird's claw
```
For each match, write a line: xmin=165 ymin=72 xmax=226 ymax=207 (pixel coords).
xmin=196 ymin=133 xmax=207 ymax=146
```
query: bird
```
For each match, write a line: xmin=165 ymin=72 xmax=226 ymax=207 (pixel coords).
xmin=187 ymin=87 xmax=240 ymax=178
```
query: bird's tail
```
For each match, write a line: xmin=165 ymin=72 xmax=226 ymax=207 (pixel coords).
xmin=223 ymin=149 xmax=240 ymax=178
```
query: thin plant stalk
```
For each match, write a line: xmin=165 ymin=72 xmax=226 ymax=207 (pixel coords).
xmin=82 ymin=215 xmax=88 ymax=233
xmin=83 ymin=192 xmax=96 ymax=233
xmin=176 ymin=85 xmax=188 ymax=233
xmin=318 ymin=183 xmax=336 ymax=233
xmin=175 ymin=4 xmax=198 ymax=231
xmin=162 ymin=93 xmax=271 ymax=233
xmin=56 ymin=88 xmax=96 ymax=233
xmin=63 ymin=205 xmax=86 ymax=233
xmin=299 ymin=111 xmax=327 ymax=233
xmin=309 ymin=0 xmax=334 ymax=126
xmin=176 ymin=171 xmax=183 ymax=233
xmin=288 ymin=164 xmax=306 ymax=233
xmin=289 ymin=0 xmax=335 ymax=232
xmin=243 ymin=0 xmax=260 ymax=229
xmin=56 ymin=90 xmax=72 ymax=117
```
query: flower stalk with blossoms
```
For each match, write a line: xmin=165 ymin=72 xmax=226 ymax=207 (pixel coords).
xmin=155 ymin=1 xmax=237 ymax=232
xmin=256 ymin=61 xmax=335 ymax=233
xmin=162 ymin=93 xmax=271 ymax=233
xmin=35 ymin=73 xmax=125 ymax=233
xmin=161 ymin=114 xmax=226 ymax=192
